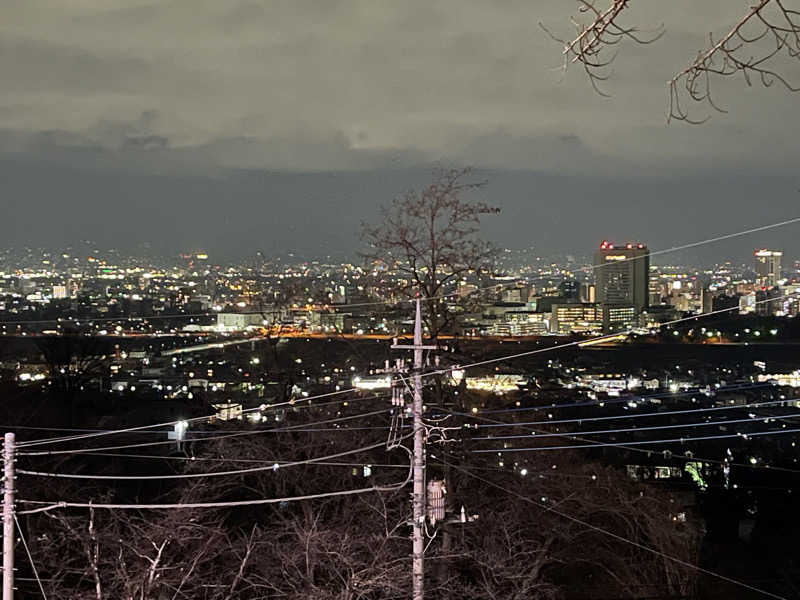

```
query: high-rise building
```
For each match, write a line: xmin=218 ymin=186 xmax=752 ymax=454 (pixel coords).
xmin=756 ymin=287 xmax=782 ymax=316
xmin=594 ymin=242 xmax=650 ymax=309
xmin=754 ymin=249 xmax=782 ymax=288
xmin=558 ymin=279 xmax=580 ymax=301
xmin=648 ymin=271 xmax=663 ymax=306
xmin=594 ymin=241 xmax=650 ymax=331
xmin=700 ymin=287 xmax=715 ymax=314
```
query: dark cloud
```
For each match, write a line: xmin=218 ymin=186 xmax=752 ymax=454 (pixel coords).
xmin=122 ymin=135 xmax=169 ymax=151
xmin=0 ymin=36 xmax=153 ymax=95
xmin=1 ymin=1 xmax=799 ymax=260
xmin=1 ymin=144 xmax=797 ymax=265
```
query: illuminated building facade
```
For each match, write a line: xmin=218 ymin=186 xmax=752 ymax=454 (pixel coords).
xmin=701 ymin=288 xmax=714 ymax=314
xmin=217 ymin=312 xmax=266 ymax=331
xmin=550 ymin=303 xmax=602 ymax=334
xmin=602 ymin=305 xmax=637 ymax=333
xmin=755 ymin=249 xmax=782 ymax=288
xmin=594 ymin=241 xmax=650 ymax=331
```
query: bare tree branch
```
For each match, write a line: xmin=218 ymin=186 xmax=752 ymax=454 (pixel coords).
xmin=669 ymin=0 xmax=800 ymax=123
xmin=545 ymin=1 xmax=800 ymax=123
xmin=541 ymin=1 xmax=664 ymax=97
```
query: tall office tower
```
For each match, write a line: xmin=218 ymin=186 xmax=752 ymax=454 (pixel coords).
xmin=594 ymin=241 xmax=650 ymax=331
xmin=648 ymin=277 xmax=661 ymax=306
xmin=701 ymin=287 xmax=715 ymax=314
xmin=754 ymin=249 xmax=782 ymax=288
xmin=594 ymin=242 xmax=650 ymax=310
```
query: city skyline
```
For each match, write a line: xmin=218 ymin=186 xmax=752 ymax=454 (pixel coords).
xmin=0 ymin=237 xmax=797 ymax=271
xmin=3 ymin=3 xmax=800 ymax=598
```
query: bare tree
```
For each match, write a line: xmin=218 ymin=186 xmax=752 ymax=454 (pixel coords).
xmin=361 ymin=167 xmax=499 ymax=341
xmin=35 ymin=334 xmax=111 ymax=396
xmin=438 ymin=458 xmax=700 ymax=600
xmin=544 ymin=0 xmax=800 ymax=122
xmin=24 ymin=424 xmax=414 ymax=599
xmin=19 ymin=400 xmax=706 ymax=600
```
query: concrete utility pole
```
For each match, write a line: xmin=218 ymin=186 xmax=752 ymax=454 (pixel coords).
xmin=392 ymin=300 xmax=436 ymax=600
xmin=2 ymin=432 xmax=15 ymax=600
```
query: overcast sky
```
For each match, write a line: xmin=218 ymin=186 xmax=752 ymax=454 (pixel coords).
xmin=2 ymin=1 xmax=799 ymax=263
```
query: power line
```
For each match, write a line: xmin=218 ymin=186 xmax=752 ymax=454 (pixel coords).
xmin=456 ymin=405 xmax=800 ymax=474
xmin=20 ymin=434 xmax=245 ymax=457
xmin=18 ymin=435 xmax=411 ymax=481
xmin=15 ymin=379 xmax=434 ymax=450
xmin=472 ymin=426 xmax=800 ymax=453
xmin=431 ymin=451 xmax=800 ymax=492
xmin=6 ymin=424 xmax=394 ymax=435
xmin=0 ymin=391 xmax=394 ymax=435
xmin=418 ymin=290 xmax=800 ymax=384
xmin=618 ymin=217 xmax=800 ymax=267
xmin=470 ymin=412 xmax=800 ymax=441
xmin=271 ymin=215 xmax=800 ymax=310
xmin=17 ymin=484 xmax=404 ymax=514
xmin=17 ymin=448 xmax=413 ymax=513
xmin=259 ymin=215 xmax=800 ymax=308
xmin=441 ymin=382 xmax=778 ymax=426
xmin=68 ymin=451 xmax=412 ymax=468
xmin=436 ymin=453 xmax=800 ymax=495
xmin=468 ymin=397 xmax=796 ymax=429
xmin=429 ymin=451 xmax=601 ymax=479
xmin=468 ymin=382 xmax=774 ymax=415
xmin=16 ymin=387 xmax=380 ymax=448
xmin=18 ymin=408 xmax=394 ymax=456
xmin=472 ymin=416 xmax=800 ymax=443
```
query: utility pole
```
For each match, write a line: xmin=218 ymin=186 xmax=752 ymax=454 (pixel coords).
xmin=392 ymin=299 xmax=436 ymax=600
xmin=2 ymin=432 xmax=15 ymax=600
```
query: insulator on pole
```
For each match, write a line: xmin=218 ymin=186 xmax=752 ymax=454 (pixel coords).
xmin=392 ymin=384 xmax=401 ymax=407
xmin=426 ymin=479 xmax=446 ymax=525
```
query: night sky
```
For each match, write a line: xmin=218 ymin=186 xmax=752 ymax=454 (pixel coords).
xmin=2 ymin=1 xmax=799 ymax=262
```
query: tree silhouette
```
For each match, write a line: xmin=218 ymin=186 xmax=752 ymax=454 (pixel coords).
xmin=362 ymin=167 xmax=499 ymax=341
